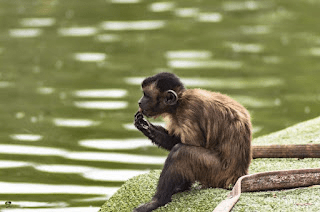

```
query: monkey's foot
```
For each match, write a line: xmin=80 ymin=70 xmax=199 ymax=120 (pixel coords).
xmin=133 ymin=200 xmax=160 ymax=212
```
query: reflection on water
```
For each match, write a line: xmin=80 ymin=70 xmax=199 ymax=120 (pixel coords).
xmin=73 ymin=53 xmax=107 ymax=62
xmin=0 ymin=182 xmax=117 ymax=195
xmin=66 ymin=152 xmax=166 ymax=164
xmin=95 ymin=34 xmax=121 ymax=42
xmin=222 ymin=1 xmax=272 ymax=11
xmin=111 ymin=0 xmax=141 ymax=4
xmin=309 ymin=48 xmax=320 ymax=56
xmin=10 ymin=134 xmax=43 ymax=142
xmin=226 ymin=42 xmax=264 ymax=53
xmin=58 ymin=27 xmax=98 ymax=37
xmin=37 ymin=87 xmax=55 ymax=95
xmin=1 ymin=0 xmax=320 ymax=210
xmin=2 ymin=207 xmax=99 ymax=212
xmin=197 ymin=13 xmax=223 ymax=23
xmin=165 ymin=50 xmax=212 ymax=60
xmin=0 ymin=161 xmax=29 ymax=169
xmin=19 ymin=18 xmax=56 ymax=27
xmin=79 ymin=138 xmax=153 ymax=150
xmin=240 ymin=25 xmax=271 ymax=34
xmin=0 ymin=160 xmax=148 ymax=182
xmin=0 ymin=81 xmax=14 ymax=88
xmin=0 ymin=144 xmax=166 ymax=164
xmin=73 ymin=89 xmax=127 ymax=98
xmin=9 ymin=28 xmax=43 ymax=38
xmin=149 ymin=2 xmax=175 ymax=12
xmin=100 ymin=20 xmax=166 ymax=31
xmin=175 ymin=8 xmax=199 ymax=17
xmin=168 ymin=59 xmax=243 ymax=69
xmin=73 ymin=101 xmax=128 ymax=109
xmin=36 ymin=164 xmax=148 ymax=182
xmin=0 ymin=200 xmax=67 ymax=208
xmin=53 ymin=118 xmax=101 ymax=128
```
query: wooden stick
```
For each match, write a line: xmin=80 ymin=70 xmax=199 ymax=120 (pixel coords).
xmin=213 ymin=144 xmax=320 ymax=212
xmin=213 ymin=168 xmax=320 ymax=212
xmin=252 ymin=144 xmax=320 ymax=158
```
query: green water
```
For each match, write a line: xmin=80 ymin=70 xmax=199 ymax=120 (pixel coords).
xmin=0 ymin=0 xmax=319 ymax=210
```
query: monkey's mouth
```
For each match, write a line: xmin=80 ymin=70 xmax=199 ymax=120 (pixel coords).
xmin=138 ymin=107 xmax=148 ymax=117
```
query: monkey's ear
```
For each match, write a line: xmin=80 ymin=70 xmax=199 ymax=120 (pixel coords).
xmin=164 ymin=90 xmax=178 ymax=105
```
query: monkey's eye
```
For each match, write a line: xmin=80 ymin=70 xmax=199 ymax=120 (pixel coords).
xmin=143 ymin=92 xmax=150 ymax=98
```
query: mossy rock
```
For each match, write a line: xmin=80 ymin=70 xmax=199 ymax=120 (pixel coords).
xmin=253 ymin=116 xmax=320 ymax=146
xmin=100 ymin=117 xmax=320 ymax=212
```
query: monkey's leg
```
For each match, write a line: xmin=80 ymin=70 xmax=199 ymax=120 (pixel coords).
xmin=133 ymin=144 xmax=189 ymax=212
xmin=134 ymin=144 xmax=222 ymax=212
xmin=155 ymin=144 xmax=222 ymax=200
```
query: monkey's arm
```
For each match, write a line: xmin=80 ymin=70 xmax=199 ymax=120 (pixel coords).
xmin=134 ymin=112 xmax=181 ymax=151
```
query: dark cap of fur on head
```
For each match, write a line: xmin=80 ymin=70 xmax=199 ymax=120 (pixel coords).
xmin=142 ymin=72 xmax=185 ymax=92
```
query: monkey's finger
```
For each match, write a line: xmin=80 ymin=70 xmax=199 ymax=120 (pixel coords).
xmin=134 ymin=111 xmax=140 ymax=118
xmin=134 ymin=122 xmax=144 ymax=131
xmin=134 ymin=111 xmax=143 ymax=120
xmin=139 ymin=118 xmax=150 ymax=128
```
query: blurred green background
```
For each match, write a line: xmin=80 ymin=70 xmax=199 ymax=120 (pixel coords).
xmin=0 ymin=0 xmax=319 ymax=211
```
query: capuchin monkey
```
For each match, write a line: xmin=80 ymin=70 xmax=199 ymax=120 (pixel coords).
xmin=133 ymin=72 xmax=252 ymax=212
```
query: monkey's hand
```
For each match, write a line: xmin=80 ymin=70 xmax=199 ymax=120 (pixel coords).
xmin=134 ymin=111 xmax=155 ymax=139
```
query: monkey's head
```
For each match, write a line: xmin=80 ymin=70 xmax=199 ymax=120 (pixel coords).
xmin=138 ymin=72 xmax=185 ymax=118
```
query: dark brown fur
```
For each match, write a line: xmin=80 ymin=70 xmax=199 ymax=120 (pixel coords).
xmin=165 ymin=89 xmax=252 ymax=187
xmin=133 ymin=72 xmax=252 ymax=212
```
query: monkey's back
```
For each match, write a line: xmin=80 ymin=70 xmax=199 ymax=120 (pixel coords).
xmin=167 ymin=88 xmax=252 ymax=187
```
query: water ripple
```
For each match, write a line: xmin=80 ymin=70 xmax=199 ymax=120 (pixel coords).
xmin=2 ymin=207 xmax=100 ymax=212
xmin=0 ymin=160 xmax=29 ymax=168
xmin=0 ymin=182 xmax=117 ymax=195
xmin=79 ymin=138 xmax=153 ymax=150
xmin=95 ymin=34 xmax=121 ymax=42
xmin=165 ymin=50 xmax=212 ymax=59
xmin=53 ymin=118 xmax=101 ymax=128
xmin=58 ymin=27 xmax=98 ymax=36
xmin=226 ymin=42 xmax=264 ymax=53
xmin=0 ymin=200 xmax=67 ymax=208
xmin=197 ymin=13 xmax=223 ymax=22
xmin=149 ymin=2 xmax=175 ymax=12
xmin=240 ymin=25 xmax=271 ymax=34
xmin=223 ymin=1 xmax=272 ymax=11
xmin=67 ymin=152 xmax=166 ymax=164
xmin=73 ymin=53 xmax=107 ymax=62
xmin=20 ymin=18 xmax=56 ymax=27
xmin=9 ymin=28 xmax=43 ymax=38
xmin=174 ymin=8 xmax=199 ymax=17
xmin=0 ymin=81 xmax=14 ymax=88
xmin=72 ymin=89 xmax=127 ymax=98
xmin=100 ymin=20 xmax=166 ymax=31
xmin=0 ymin=144 xmax=166 ymax=164
xmin=10 ymin=134 xmax=43 ymax=142
xmin=0 ymin=160 xmax=150 ymax=182
xmin=111 ymin=0 xmax=141 ymax=3
xmin=73 ymin=101 xmax=128 ymax=110
xmin=168 ymin=60 xmax=243 ymax=69
xmin=35 ymin=164 xmax=149 ymax=182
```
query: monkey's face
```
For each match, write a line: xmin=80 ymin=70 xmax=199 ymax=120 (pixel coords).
xmin=138 ymin=84 xmax=178 ymax=118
